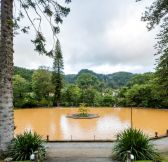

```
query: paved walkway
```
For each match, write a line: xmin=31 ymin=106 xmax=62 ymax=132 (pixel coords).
xmin=45 ymin=142 xmax=115 ymax=162
xmin=46 ymin=157 xmax=115 ymax=162
xmin=152 ymin=137 xmax=168 ymax=153
xmin=45 ymin=142 xmax=113 ymax=158
xmin=45 ymin=137 xmax=168 ymax=162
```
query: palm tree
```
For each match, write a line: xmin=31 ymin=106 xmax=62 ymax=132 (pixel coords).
xmin=0 ymin=0 xmax=70 ymax=152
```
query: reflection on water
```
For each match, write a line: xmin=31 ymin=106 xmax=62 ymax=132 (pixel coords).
xmin=14 ymin=108 xmax=168 ymax=140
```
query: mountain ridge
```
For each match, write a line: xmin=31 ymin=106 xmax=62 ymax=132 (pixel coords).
xmin=14 ymin=66 xmax=134 ymax=88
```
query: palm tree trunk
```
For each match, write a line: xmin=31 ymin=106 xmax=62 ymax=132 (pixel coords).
xmin=0 ymin=0 xmax=14 ymax=153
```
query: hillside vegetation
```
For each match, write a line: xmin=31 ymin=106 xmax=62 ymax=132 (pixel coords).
xmin=13 ymin=66 xmax=167 ymax=108
xmin=14 ymin=67 xmax=133 ymax=89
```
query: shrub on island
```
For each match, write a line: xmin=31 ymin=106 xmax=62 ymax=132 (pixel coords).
xmin=67 ymin=103 xmax=99 ymax=119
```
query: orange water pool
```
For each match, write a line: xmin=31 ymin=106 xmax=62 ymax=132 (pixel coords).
xmin=14 ymin=108 xmax=168 ymax=140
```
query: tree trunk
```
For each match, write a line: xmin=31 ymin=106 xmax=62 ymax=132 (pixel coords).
xmin=0 ymin=0 xmax=14 ymax=153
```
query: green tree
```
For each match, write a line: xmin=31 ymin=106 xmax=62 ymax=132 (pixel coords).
xmin=102 ymin=94 xmax=115 ymax=107
xmin=107 ymin=72 xmax=133 ymax=88
xmin=52 ymin=40 xmax=64 ymax=107
xmin=76 ymin=73 xmax=100 ymax=104
xmin=116 ymin=87 xmax=128 ymax=107
xmin=32 ymin=67 xmax=53 ymax=100
xmin=62 ymin=85 xmax=81 ymax=106
xmin=155 ymin=45 xmax=168 ymax=106
xmin=125 ymin=84 xmax=160 ymax=108
xmin=0 ymin=0 xmax=70 ymax=152
xmin=13 ymin=75 xmax=30 ymax=107
xmin=127 ymin=73 xmax=154 ymax=87
xmin=139 ymin=0 xmax=168 ymax=105
xmin=14 ymin=66 xmax=33 ymax=82
xmin=76 ymin=73 xmax=99 ymax=90
xmin=93 ymin=91 xmax=102 ymax=106
xmin=13 ymin=75 xmax=29 ymax=98
xmin=81 ymin=88 xmax=97 ymax=106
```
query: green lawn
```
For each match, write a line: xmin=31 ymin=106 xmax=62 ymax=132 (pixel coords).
xmin=0 ymin=161 xmax=30 ymax=162
xmin=135 ymin=160 xmax=167 ymax=162
xmin=135 ymin=160 xmax=168 ymax=162
xmin=133 ymin=152 xmax=168 ymax=162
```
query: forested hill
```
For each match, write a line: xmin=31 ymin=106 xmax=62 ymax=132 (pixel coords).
xmin=14 ymin=66 xmax=134 ymax=88
xmin=14 ymin=66 xmax=34 ymax=81
xmin=65 ymin=69 xmax=134 ymax=88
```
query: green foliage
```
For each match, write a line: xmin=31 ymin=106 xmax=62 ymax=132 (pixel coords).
xmin=13 ymin=0 xmax=71 ymax=55
xmin=125 ymin=84 xmax=157 ymax=107
xmin=13 ymin=75 xmax=32 ymax=107
xmin=39 ymin=98 xmax=53 ymax=107
xmin=14 ymin=96 xmax=38 ymax=108
xmin=75 ymin=69 xmax=133 ymax=89
xmin=76 ymin=73 xmax=99 ymax=90
xmin=13 ymin=66 xmax=167 ymax=108
xmin=13 ymin=75 xmax=30 ymax=99
xmin=139 ymin=0 xmax=168 ymax=31
xmin=116 ymin=74 xmax=167 ymax=108
xmin=101 ymin=94 xmax=115 ymax=107
xmin=14 ymin=67 xmax=134 ymax=90
xmin=61 ymin=84 xmax=81 ymax=106
xmin=32 ymin=67 xmax=53 ymax=100
xmin=52 ymin=39 xmax=64 ymax=106
xmin=81 ymin=88 xmax=97 ymax=106
xmin=155 ymin=51 xmax=168 ymax=105
xmin=139 ymin=0 xmax=168 ymax=108
xmin=8 ymin=131 xmax=46 ymax=161
xmin=127 ymin=73 xmax=154 ymax=87
xmin=14 ymin=66 xmax=33 ymax=82
xmin=116 ymin=87 xmax=128 ymax=107
xmin=78 ymin=103 xmax=89 ymax=117
xmin=107 ymin=72 xmax=133 ymax=88
xmin=64 ymin=74 xmax=76 ymax=84
xmin=113 ymin=128 xmax=160 ymax=161
xmin=76 ymin=72 xmax=101 ymax=106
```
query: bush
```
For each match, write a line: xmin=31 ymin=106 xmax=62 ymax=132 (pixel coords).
xmin=14 ymin=96 xmax=38 ymax=108
xmin=23 ymin=97 xmax=38 ymax=108
xmin=8 ymin=131 xmax=46 ymax=161
xmin=78 ymin=103 xmax=89 ymax=117
xmin=113 ymin=128 xmax=160 ymax=161
xmin=38 ymin=98 xmax=52 ymax=107
xmin=101 ymin=95 xmax=115 ymax=107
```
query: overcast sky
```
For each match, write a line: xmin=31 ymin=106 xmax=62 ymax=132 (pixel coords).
xmin=14 ymin=0 xmax=158 ymax=74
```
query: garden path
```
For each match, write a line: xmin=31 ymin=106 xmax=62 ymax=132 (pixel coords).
xmin=45 ymin=137 xmax=168 ymax=161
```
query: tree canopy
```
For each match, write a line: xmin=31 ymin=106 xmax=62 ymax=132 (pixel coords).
xmin=13 ymin=0 xmax=71 ymax=55
xmin=139 ymin=0 xmax=168 ymax=102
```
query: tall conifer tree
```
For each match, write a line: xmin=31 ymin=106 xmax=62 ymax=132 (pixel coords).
xmin=52 ymin=39 xmax=64 ymax=107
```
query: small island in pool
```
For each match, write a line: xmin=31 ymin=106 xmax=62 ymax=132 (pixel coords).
xmin=66 ymin=104 xmax=100 ymax=119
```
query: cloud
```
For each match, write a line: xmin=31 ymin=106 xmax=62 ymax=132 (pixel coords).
xmin=14 ymin=0 xmax=157 ymax=74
